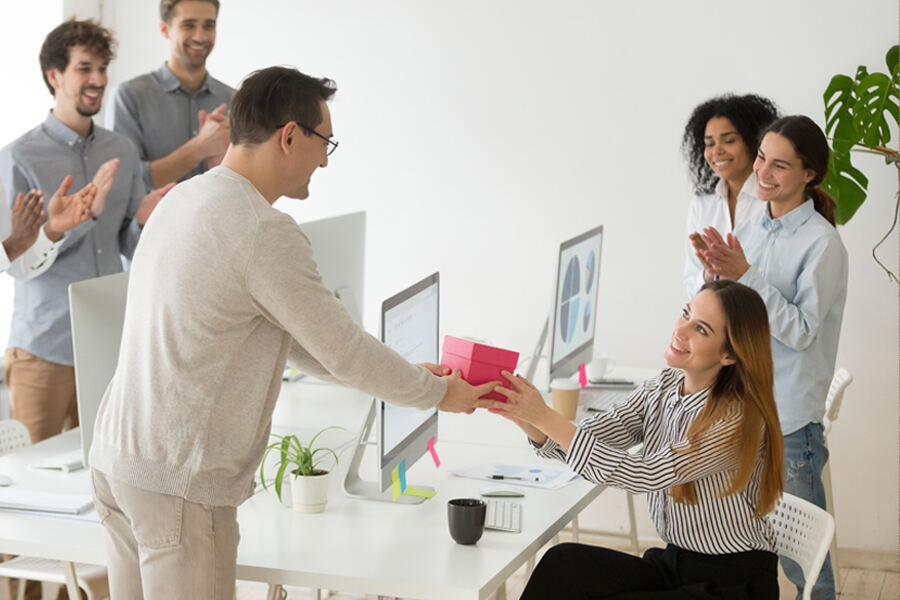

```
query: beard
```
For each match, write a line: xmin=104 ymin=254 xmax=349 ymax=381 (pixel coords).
xmin=75 ymin=87 xmax=104 ymax=117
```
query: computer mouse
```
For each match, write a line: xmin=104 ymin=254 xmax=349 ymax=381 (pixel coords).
xmin=480 ymin=485 xmax=525 ymax=498
xmin=0 ymin=473 xmax=13 ymax=486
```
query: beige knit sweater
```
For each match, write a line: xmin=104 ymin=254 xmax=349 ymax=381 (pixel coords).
xmin=90 ymin=167 xmax=446 ymax=506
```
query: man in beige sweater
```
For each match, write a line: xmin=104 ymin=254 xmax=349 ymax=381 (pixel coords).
xmin=90 ymin=66 xmax=497 ymax=598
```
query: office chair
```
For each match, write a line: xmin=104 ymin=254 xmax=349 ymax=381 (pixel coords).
xmin=0 ymin=419 xmax=109 ymax=600
xmin=770 ymin=493 xmax=835 ymax=600
xmin=821 ymin=367 xmax=852 ymax=590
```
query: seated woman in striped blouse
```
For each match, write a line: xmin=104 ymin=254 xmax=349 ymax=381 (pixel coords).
xmin=491 ymin=279 xmax=784 ymax=599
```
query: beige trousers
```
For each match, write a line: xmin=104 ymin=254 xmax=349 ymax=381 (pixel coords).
xmin=5 ymin=347 xmax=78 ymax=444
xmin=90 ymin=470 xmax=240 ymax=599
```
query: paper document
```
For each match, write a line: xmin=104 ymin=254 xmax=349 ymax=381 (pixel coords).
xmin=452 ymin=462 xmax=579 ymax=490
xmin=0 ymin=489 xmax=94 ymax=515
xmin=31 ymin=449 xmax=84 ymax=473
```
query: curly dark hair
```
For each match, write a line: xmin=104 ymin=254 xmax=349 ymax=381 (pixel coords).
xmin=39 ymin=18 xmax=117 ymax=96
xmin=681 ymin=94 xmax=780 ymax=195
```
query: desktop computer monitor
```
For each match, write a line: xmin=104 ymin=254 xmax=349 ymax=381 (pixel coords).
xmin=549 ymin=225 xmax=603 ymax=382
xmin=343 ymin=272 xmax=440 ymax=504
xmin=69 ymin=271 xmax=129 ymax=469
xmin=298 ymin=211 xmax=366 ymax=326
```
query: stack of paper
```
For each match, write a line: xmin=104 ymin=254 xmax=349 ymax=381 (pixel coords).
xmin=452 ymin=463 xmax=580 ymax=490
xmin=0 ymin=489 xmax=94 ymax=515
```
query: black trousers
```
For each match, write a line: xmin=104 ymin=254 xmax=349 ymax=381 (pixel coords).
xmin=520 ymin=543 xmax=778 ymax=599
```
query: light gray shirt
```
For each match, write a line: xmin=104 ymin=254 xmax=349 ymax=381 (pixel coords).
xmin=0 ymin=111 xmax=145 ymax=365
xmin=736 ymin=200 xmax=848 ymax=435
xmin=107 ymin=63 xmax=234 ymax=191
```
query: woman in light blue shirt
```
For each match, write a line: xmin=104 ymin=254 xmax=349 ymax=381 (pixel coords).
xmin=698 ymin=115 xmax=847 ymax=600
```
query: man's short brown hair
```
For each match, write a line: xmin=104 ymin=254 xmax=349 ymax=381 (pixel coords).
xmin=160 ymin=0 xmax=220 ymax=23
xmin=230 ymin=66 xmax=337 ymax=146
xmin=39 ymin=18 xmax=117 ymax=96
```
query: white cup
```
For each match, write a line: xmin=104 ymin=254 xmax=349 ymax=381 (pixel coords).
xmin=588 ymin=356 xmax=616 ymax=381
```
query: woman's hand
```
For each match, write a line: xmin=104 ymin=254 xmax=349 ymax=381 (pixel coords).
xmin=419 ymin=362 xmax=450 ymax=377
xmin=490 ymin=370 xmax=552 ymax=427
xmin=699 ymin=227 xmax=750 ymax=280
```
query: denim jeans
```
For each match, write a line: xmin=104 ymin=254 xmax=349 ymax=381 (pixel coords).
xmin=782 ymin=422 xmax=835 ymax=600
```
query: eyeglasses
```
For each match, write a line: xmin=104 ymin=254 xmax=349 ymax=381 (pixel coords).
xmin=279 ymin=121 xmax=339 ymax=156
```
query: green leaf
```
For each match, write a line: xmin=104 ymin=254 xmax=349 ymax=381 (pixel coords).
xmin=886 ymin=45 xmax=898 ymax=79
xmin=822 ymin=152 xmax=869 ymax=224
xmin=824 ymin=74 xmax=860 ymax=153
xmin=274 ymin=458 xmax=290 ymax=503
xmin=853 ymin=71 xmax=900 ymax=147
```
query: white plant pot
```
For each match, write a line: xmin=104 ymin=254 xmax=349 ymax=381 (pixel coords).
xmin=290 ymin=471 xmax=330 ymax=513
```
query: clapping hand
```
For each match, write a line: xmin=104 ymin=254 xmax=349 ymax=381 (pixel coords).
xmin=197 ymin=104 xmax=230 ymax=166
xmin=688 ymin=231 xmax=713 ymax=271
xmin=3 ymin=190 xmax=45 ymax=260
xmin=88 ymin=158 xmax=120 ymax=218
xmin=136 ymin=182 xmax=177 ymax=227
xmin=44 ymin=176 xmax=98 ymax=242
xmin=698 ymin=227 xmax=750 ymax=280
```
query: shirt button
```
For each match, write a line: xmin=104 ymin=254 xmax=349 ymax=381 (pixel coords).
xmin=192 ymin=130 xmax=197 ymax=135
xmin=97 ymin=249 xmax=103 ymax=255
xmin=758 ymin=268 xmax=763 ymax=273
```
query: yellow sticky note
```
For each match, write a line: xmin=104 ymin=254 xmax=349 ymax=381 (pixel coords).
xmin=391 ymin=465 xmax=401 ymax=500
xmin=404 ymin=487 xmax=436 ymax=499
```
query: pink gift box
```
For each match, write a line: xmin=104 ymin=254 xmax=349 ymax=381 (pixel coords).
xmin=441 ymin=336 xmax=520 ymax=402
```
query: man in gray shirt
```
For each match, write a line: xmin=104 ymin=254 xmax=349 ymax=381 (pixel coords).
xmin=0 ymin=19 xmax=172 ymax=446
xmin=107 ymin=0 xmax=234 ymax=191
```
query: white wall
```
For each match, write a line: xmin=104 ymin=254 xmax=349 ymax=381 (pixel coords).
xmin=65 ymin=0 xmax=900 ymax=555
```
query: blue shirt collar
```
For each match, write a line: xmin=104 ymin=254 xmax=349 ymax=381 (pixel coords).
xmin=762 ymin=199 xmax=816 ymax=234
xmin=42 ymin=110 xmax=93 ymax=147
xmin=158 ymin=62 xmax=211 ymax=94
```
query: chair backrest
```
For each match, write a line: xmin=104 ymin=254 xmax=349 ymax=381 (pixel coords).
xmin=823 ymin=368 xmax=852 ymax=437
xmin=0 ymin=419 xmax=31 ymax=455
xmin=770 ymin=493 xmax=834 ymax=600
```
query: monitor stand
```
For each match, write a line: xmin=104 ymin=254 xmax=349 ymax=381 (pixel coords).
xmin=342 ymin=399 xmax=433 ymax=504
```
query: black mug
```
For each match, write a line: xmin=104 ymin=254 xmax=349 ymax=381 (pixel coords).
xmin=447 ymin=498 xmax=486 ymax=545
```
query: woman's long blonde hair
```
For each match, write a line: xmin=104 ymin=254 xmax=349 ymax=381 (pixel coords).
xmin=669 ymin=280 xmax=784 ymax=517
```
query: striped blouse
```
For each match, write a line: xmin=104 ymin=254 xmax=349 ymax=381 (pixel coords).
xmin=535 ymin=368 xmax=776 ymax=555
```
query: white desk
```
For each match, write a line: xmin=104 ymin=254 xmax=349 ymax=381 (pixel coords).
xmin=0 ymin=382 xmax=603 ymax=600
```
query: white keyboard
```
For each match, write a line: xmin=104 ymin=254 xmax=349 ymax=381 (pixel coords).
xmin=585 ymin=389 xmax=632 ymax=413
xmin=485 ymin=499 xmax=522 ymax=532
xmin=31 ymin=450 xmax=84 ymax=473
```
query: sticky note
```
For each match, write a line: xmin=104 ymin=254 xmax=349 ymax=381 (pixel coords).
xmin=578 ymin=362 xmax=588 ymax=387
xmin=399 ymin=459 xmax=407 ymax=494
xmin=404 ymin=487 xmax=436 ymax=499
xmin=391 ymin=465 xmax=401 ymax=500
xmin=427 ymin=435 xmax=441 ymax=468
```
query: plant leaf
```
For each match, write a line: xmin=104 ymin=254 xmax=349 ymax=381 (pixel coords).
xmin=853 ymin=71 xmax=900 ymax=147
xmin=886 ymin=45 xmax=898 ymax=79
xmin=822 ymin=152 xmax=869 ymax=224
xmin=274 ymin=458 xmax=290 ymax=503
xmin=824 ymin=74 xmax=860 ymax=153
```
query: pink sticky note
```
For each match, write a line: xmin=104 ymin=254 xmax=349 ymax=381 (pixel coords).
xmin=578 ymin=362 xmax=588 ymax=387
xmin=427 ymin=435 xmax=441 ymax=468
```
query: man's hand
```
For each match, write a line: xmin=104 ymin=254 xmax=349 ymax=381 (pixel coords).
xmin=195 ymin=104 xmax=230 ymax=164
xmin=435 ymin=369 xmax=498 ymax=414
xmin=699 ymin=227 xmax=750 ymax=281
xmin=136 ymin=182 xmax=177 ymax=227
xmin=45 ymin=173 xmax=95 ymax=239
xmin=44 ymin=176 xmax=98 ymax=242
xmin=3 ymin=190 xmax=45 ymax=261
xmin=89 ymin=158 xmax=120 ymax=218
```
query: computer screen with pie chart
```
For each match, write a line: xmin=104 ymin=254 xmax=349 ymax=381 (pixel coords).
xmin=549 ymin=225 xmax=603 ymax=381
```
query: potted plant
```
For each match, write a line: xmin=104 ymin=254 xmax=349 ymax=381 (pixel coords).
xmin=259 ymin=426 xmax=342 ymax=513
xmin=822 ymin=44 xmax=899 ymax=281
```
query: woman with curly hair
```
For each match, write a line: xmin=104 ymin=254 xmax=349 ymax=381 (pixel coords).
xmin=681 ymin=94 xmax=779 ymax=297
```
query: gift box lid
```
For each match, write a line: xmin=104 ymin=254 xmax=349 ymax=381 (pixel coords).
xmin=442 ymin=335 xmax=519 ymax=368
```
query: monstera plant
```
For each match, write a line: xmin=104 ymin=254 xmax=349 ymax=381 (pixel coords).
xmin=822 ymin=45 xmax=899 ymax=281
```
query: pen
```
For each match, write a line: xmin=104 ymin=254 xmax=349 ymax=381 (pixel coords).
xmin=490 ymin=475 xmax=539 ymax=481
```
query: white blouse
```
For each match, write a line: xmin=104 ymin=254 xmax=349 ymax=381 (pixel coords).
xmin=682 ymin=173 xmax=765 ymax=298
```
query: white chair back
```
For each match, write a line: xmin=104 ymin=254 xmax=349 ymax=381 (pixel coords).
xmin=0 ymin=419 xmax=30 ymax=455
xmin=823 ymin=368 xmax=852 ymax=437
xmin=770 ymin=493 xmax=835 ymax=600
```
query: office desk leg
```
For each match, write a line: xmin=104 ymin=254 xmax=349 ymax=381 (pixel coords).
xmin=62 ymin=562 xmax=80 ymax=600
xmin=626 ymin=493 xmax=640 ymax=555
xmin=572 ymin=515 xmax=580 ymax=543
xmin=265 ymin=583 xmax=285 ymax=600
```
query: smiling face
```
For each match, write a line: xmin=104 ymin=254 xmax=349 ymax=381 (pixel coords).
xmin=664 ymin=289 xmax=735 ymax=390
xmin=703 ymin=116 xmax=754 ymax=187
xmin=161 ymin=0 xmax=217 ymax=72
xmin=46 ymin=45 xmax=108 ymax=118
xmin=285 ymin=101 xmax=332 ymax=200
xmin=754 ymin=132 xmax=814 ymax=213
